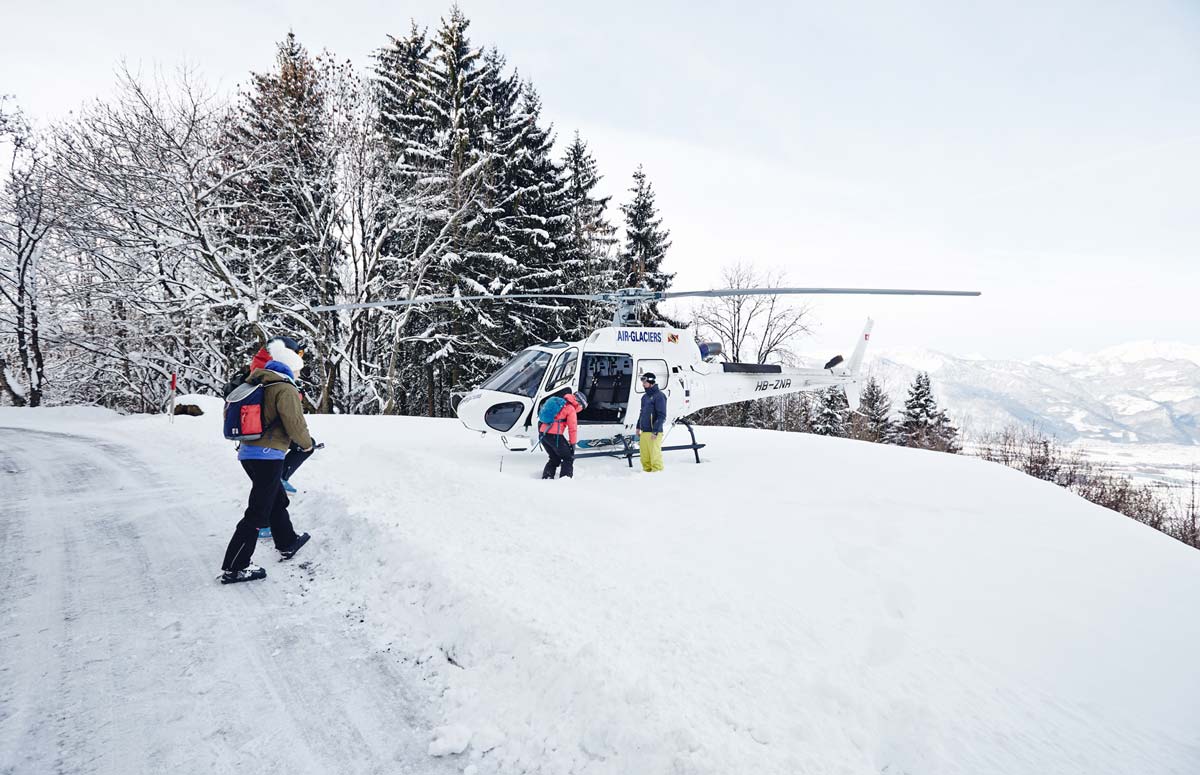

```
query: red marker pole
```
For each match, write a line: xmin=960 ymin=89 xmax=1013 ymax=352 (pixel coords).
xmin=168 ymin=373 xmax=177 ymax=422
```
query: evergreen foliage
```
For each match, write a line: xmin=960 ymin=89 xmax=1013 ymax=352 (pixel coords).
xmin=898 ymin=372 xmax=960 ymax=452
xmin=560 ymin=132 xmax=618 ymax=326
xmin=850 ymin=375 xmax=895 ymax=443
xmin=811 ymin=387 xmax=850 ymax=437
xmin=0 ymin=6 xmax=677 ymax=418
xmin=618 ymin=165 xmax=674 ymax=324
xmin=783 ymin=392 xmax=816 ymax=434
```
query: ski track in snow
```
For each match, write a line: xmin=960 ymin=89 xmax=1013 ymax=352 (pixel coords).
xmin=0 ymin=428 xmax=456 ymax=775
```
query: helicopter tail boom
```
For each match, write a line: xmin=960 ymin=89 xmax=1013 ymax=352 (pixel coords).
xmin=679 ymin=318 xmax=875 ymax=415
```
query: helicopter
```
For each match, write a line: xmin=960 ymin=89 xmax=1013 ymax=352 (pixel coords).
xmin=315 ymin=286 xmax=979 ymax=458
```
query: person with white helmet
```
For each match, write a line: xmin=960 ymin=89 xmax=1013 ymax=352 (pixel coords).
xmin=220 ymin=335 xmax=314 ymax=584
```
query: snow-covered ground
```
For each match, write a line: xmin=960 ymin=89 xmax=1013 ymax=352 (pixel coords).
xmin=2 ymin=402 xmax=1199 ymax=774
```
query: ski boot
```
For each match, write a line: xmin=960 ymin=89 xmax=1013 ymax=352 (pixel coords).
xmin=280 ymin=532 xmax=310 ymax=560
xmin=219 ymin=565 xmax=267 ymax=584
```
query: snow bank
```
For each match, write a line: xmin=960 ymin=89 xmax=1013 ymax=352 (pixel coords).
xmin=3 ymin=407 xmax=1198 ymax=774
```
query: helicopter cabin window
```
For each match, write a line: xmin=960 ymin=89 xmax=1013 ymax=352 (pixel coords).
xmin=479 ymin=350 xmax=552 ymax=398
xmin=635 ymin=360 xmax=669 ymax=393
xmin=577 ymin=353 xmax=634 ymax=423
xmin=544 ymin=348 xmax=578 ymax=394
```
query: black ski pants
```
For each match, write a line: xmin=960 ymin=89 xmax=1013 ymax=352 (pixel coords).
xmin=222 ymin=458 xmax=299 ymax=571
xmin=542 ymin=433 xmax=575 ymax=479
xmin=282 ymin=444 xmax=313 ymax=481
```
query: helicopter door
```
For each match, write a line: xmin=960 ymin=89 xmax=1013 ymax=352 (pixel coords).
xmin=528 ymin=347 xmax=580 ymax=427
xmin=544 ymin=348 xmax=579 ymax=394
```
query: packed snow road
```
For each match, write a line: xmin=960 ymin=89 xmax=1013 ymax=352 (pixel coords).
xmin=0 ymin=428 xmax=454 ymax=775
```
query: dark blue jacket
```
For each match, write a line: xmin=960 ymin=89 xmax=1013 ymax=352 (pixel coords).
xmin=637 ymin=384 xmax=667 ymax=433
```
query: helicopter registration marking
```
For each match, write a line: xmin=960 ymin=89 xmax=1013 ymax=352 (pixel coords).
xmin=754 ymin=379 xmax=792 ymax=392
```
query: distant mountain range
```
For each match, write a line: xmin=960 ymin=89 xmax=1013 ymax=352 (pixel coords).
xmin=864 ymin=342 xmax=1200 ymax=446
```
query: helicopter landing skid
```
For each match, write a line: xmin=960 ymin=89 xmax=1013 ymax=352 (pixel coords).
xmin=574 ymin=419 xmax=705 ymax=467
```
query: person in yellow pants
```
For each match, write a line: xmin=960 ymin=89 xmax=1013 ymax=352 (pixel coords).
xmin=636 ymin=372 xmax=667 ymax=472
xmin=639 ymin=430 xmax=664 ymax=472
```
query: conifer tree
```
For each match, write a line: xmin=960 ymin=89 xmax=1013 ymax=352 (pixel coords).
xmin=850 ymin=375 xmax=895 ymax=443
xmin=375 ymin=23 xmax=434 ymax=151
xmin=219 ymin=32 xmax=345 ymax=409
xmin=618 ymin=165 xmax=674 ymax=324
xmin=475 ymin=79 xmax=574 ymax=345
xmin=409 ymin=8 xmax=499 ymax=413
xmin=811 ymin=386 xmax=850 ymax=437
xmin=561 ymin=131 xmax=618 ymax=325
xmin=899 ymin=372 xmax=960 ymax=452
xmin=783 ymin=391 xmax=816 ymax=433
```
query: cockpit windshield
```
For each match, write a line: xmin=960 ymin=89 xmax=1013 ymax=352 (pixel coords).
xmin=479 ymin=350 xmax=552 ymax=397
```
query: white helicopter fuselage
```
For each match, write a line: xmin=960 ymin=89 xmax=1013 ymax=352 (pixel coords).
xmin=454 ymin=322 xmax=873 ymax=451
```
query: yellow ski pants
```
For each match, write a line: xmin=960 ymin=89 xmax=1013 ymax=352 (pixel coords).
xmin=639 ymin=432 xmax=664 ymax=472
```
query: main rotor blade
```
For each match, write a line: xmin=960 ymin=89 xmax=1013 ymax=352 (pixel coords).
xmin=659 ymin=287 xmax=981 ymax=300
xmin=313 ymin=292 xmax=605 ymax=313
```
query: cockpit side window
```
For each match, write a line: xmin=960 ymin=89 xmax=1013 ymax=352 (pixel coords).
xmin=479 ymin=350 xmax=552 ymax=398
xmin=635 ymin=359 xmax=669 ymax=393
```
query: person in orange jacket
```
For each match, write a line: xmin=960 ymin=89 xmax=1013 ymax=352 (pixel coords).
xmin=540 ymin=389 xmax=587 ymax=479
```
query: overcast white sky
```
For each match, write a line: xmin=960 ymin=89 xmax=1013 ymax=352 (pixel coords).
xmin=3 ymin=0 xmax=1198 ymax=359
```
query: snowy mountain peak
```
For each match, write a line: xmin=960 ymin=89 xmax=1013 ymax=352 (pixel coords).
xmin=1036 ymin=341 xmax=1200 ymax=368
xmin=870 ymin=341 xmax=1200 ymax=446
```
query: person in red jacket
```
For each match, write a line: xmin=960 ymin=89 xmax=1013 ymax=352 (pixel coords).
xmin=540 ymin=389 xmax=587 ymax=479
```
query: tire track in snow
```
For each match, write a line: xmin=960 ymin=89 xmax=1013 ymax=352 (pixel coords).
xmin=0 ymin=428 xmax=454 ymax=775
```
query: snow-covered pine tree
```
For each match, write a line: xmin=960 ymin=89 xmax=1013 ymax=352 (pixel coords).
xmin=373 ymin=8 xmax=497 ymax=416
xmin=218 ymin=33 xmax=347 ymax=409
xmin=784 ymin=391 xmax=816 ymax=433
xmin=811 ymin=386 xmax=850 ymax=437
xmin=618 ymin=165 xmax=674 ymax=324
xmin=430 ymin=33 xmax=524 ymax=408
xmin=898 ymin=371 xmax=960 ymax=452
xmin=376 ymin=22 xmax=435 ymax=153
xmin=561 ymin=131 xmax=618 ymax=326
xmin=370 ymin=21 xmax=465 ymax=416
xmin=898 ymin=372 xmax=936 ymax=447
xmin=931 ymin=406 xmax=961 ymax=453
xmin=473 ymin=74 xmax=576 ymax=348
xmin=850 ymin=375 xmax=895 ymax=443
